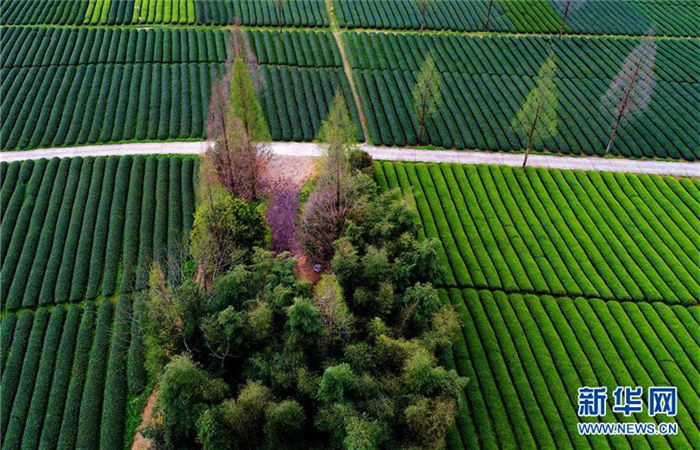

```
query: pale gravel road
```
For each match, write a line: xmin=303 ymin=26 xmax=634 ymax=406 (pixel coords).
xmin=1 ymin=141 xmax=698 ymax=177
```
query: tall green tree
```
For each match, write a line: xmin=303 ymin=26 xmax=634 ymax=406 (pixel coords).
xmin=149 ymin=354 xmax=228 ymax=448
xmin=204 ymin=29 xmax=271 ymax=201
xmin=511 ymin=57 xmax=559 ymax=168
xmin=190 ymin=190 xmax=270 ymax=284
xmin=230 ymin=56 xmax=270 ymax=142
xmin=412 ymin=53 xmax=443 ymax=145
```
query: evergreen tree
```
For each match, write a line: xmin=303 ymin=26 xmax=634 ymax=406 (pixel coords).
xmin=511 ymin=57 xmax=559 ymax=167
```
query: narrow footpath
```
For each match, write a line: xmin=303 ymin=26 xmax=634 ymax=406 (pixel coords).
xmin=1 ymin=141 xmax=698 ymax=177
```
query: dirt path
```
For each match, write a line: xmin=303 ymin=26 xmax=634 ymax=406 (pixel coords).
xmin=2 ymin=141 xmax=698 ymax=177
xmin=325 ymin=0 xmax=370 ymax=142
xmin=131 ymin=388 xmax=158 ymax=450
xmin=266 ymin=155 xmax=318 ymax=253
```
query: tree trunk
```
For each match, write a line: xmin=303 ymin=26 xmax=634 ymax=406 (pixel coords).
xmin=418 ymin=99 xmax=429 ymax=144
xmin=277 ymin=3 xmax=283 ymax=32
xmin=606 ymin=55 xmax=643 ymax=155
xmin=523 ymin=100 xmax=543 ymax=169
xmin=485 ymin=0 xmax=493 ymax=31
xmin=523 ymin=129 xmax=535 ymax=168
xmin=605 ymin=115 xmax=622 ymax=155
xmin=559 ymin=0 xmax=571 ymax=37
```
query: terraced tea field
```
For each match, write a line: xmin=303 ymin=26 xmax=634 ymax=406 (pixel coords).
xmin=0 ymin=156 xmax=197 ymax=310
xmin=1 ymin=1 xmax=698 ymax=448
xmin=376 ymin=161 xmax=700 ymax=303
xmin=1 ymin=297 xmax=143 ymax=450
xmin=347 ymin=32 xmax=699 ymax=159
xmin=0 ymin=0 xmax=329 ymax=26
xmin=0 ymin=28 xmax=363 ymax=150
xmin=333 ymin=0 xmax=700 ymax=36
xmin=442 ymin=288 xmax=699 ymax=450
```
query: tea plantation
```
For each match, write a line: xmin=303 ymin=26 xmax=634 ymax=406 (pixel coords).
xmin=0 ymin=0 xmax=697 ymax=448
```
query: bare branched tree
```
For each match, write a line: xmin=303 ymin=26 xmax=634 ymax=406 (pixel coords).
xmin=266 ymin=176 xmax=300 ymax=253
xmin=205 ymin=28 xmax=271 ymax=201
xmin=297 ymin=93 xmax=371 ymax=266
xmin=601 ymin=33 xmax=657 ymax=155
xmin=511 ymin=57 xmax=559 ymax=168
xmin=556 ymin=0 xmax=587 ymax=37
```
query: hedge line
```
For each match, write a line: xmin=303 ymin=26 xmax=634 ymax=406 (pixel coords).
xmin=1 ymin=158 xmax=55 ymax=307
xmin=3 ymin=156 xmax=198 ymax=310
xmin=377 ymin=162 xmax=700 ymax=304
xmin=0 ymin=311 xmax=34 ymax=433
xmin=0 ymin=308 xmax=49 ymax=434
xmin=55 ymin=302 xmax=96 ymax=450
xmin=74 ymin=300 xmax=113 ymax=449
xmin=101 ymin=156 xmax=133 ymax=296
xmin=0 ymin=313 xmax=17 ymax=367
xmin=54 ymin=158 xmax=95 ymax=304
xmin=345 ymin=32 xmax=696 ymax=85
xmin=69 ymin=157 xmax=106 ymax=301
xmin=446 ymin=288 xmax=699 ymax=449
xmin=0 ymin=300 xmax=141 ymax=449
xmin=3 ymin=306 xmax=64 ymax=449
xmin=38 ymin=158 xmax=83 ymax=306
xmin=120 ymin=156 xmax=145 ymax=292
xmin=0 ymin=159 xmax=35 ymax=258
xmin=19 ymin=159 xmax=71 ymax=308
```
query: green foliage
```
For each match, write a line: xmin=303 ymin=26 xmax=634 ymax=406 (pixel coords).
xmin=317 ymin=363 xmax=357 ymax=402
xmin=511 ymin=57 xmax=559 ymax=154
xmin=264 ymin=400 xmax=306 ymax=448
xmin=149 ymin=354 xmax=228 ymax=448
xmin=190 ymin=190 xmax=270 ymax=277
xmin=287 ymin=297 xmax=326 ymax=348
xmin=196 ymin=380 xmax=272 ymax=449
xmin=230 ymin=56 xmax=271 ymax=142
xmin=412 ymin=53 xmax=443 ymax=143
xmin=144 ymin=185 xmax=464 ymax=448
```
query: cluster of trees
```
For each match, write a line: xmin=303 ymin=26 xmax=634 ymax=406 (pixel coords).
xmin=142 ymin=192 xmax=465 ymax=448
xmin=137 ymin=27 xmax=464 ymax=450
